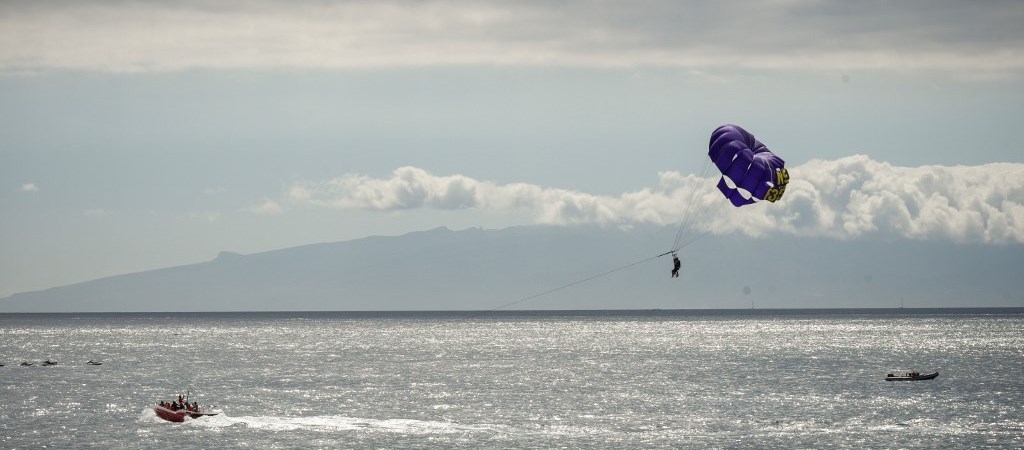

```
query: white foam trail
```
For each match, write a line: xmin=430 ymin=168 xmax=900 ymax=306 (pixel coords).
xmin=184 ymin=413 xmax=500 ymax=434
xmin=136 ymin=407 xmax=163 ymax=423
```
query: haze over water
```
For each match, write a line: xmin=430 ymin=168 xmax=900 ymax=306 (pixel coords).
xmin=1 ymin=309 xmax=1021 ymax=449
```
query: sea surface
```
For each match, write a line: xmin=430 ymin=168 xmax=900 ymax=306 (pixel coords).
xmin=1 ymin=309 xmax=1022 ymax=449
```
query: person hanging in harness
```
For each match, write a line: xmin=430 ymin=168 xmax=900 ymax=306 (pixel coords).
xmin=671 ymin=253 xmax=681 ymax=278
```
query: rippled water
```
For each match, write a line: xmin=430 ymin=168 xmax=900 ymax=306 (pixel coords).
xmin=1 ymin=310 xmax=1022 ymax=449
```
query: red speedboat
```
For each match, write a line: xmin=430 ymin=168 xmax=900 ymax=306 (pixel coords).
xmin=153 ymin=404 xmax=219 ymax=422
xmin=153 ymin=391 xmax=219 ymax=423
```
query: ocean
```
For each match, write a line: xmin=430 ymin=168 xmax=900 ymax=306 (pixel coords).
xmin=1 ymin=309 xmax=1021 ymax=449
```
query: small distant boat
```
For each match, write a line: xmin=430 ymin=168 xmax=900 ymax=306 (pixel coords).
xmin=20 ymin=362 xmax=34 ymax=366
xmin=87 ymin=360 xmax=102 ymax=365
xmin=886 ymin=370 xmax=938 ymax=381
xmin=41 ymin=360 xmax=58 ymax=366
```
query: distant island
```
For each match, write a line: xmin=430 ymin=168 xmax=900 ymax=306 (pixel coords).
xmin=2 ymin=225 xmax=1022 ymax=312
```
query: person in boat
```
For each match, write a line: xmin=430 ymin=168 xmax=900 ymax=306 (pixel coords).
xmin=192 ymin=402 xmax=199 ymax=412
xmin=671 ymin=254 xmax=681 ymax=278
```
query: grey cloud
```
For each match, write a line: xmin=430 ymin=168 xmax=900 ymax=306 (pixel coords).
xmin=1 ymin=0 xmax=1021 ymax=75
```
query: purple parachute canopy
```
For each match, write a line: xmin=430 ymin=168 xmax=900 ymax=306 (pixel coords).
xmin=708 ymin=124 xmax=789 ymax=207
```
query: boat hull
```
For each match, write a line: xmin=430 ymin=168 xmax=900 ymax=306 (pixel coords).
xmin=153 ymin=405 xmax=218 ymax=422
xmin=885 ymin=372 xmax=939 ymax=381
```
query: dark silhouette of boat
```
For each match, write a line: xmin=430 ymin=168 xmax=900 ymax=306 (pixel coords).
xmin=87 ymin=360 xmax=102 ymax=365
xmin=20 ymin=362 xmax=34 ymax=366
xmin=886 ymin=370 xmax=938 ymax=381
xmin=41 ymin=360 xmax=58 ymax=366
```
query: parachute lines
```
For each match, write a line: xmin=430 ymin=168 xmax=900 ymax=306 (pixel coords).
xmin=476 ymin=252 xmax=670 ymax=315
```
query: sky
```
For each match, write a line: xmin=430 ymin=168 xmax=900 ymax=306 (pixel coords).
xmin=1 ymin=0 xmax=1023 ymax=300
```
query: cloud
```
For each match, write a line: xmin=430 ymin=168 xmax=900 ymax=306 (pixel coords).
xmin=750 ymin=156 xmax=1024 ymax=244
xmin=1 ymin=0 xmax=1021 ymax=77
xmin=20 ymin=183 xmax=38 ymax=192
xmin=245 ymin=199 xmax=284 ymax=215
xmin=289 ymin=157 xmax=1024 ymax=244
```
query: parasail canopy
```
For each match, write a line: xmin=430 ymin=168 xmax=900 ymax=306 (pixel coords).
xmin=708 ymin=124 xmax=789 ymax=207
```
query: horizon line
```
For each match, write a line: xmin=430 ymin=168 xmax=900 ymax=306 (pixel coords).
xmin=2 ymin=307 xmax=1022 ymax=316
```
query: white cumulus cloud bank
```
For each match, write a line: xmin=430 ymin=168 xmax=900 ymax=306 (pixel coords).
xmin=289 ymin=156 xmax=1024 ymax=244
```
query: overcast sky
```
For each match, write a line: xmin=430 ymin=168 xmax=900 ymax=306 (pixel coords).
xmin=1 ymin=0 xmax=1022 ymax=300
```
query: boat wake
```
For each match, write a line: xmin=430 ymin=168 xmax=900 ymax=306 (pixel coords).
xmin=157 ymin=411 xmax=501 ymax=435
xmin=137 ymin=408 xmax=163 ymax=423
xmin=136 ymin=407 xmax=652 ymax=438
